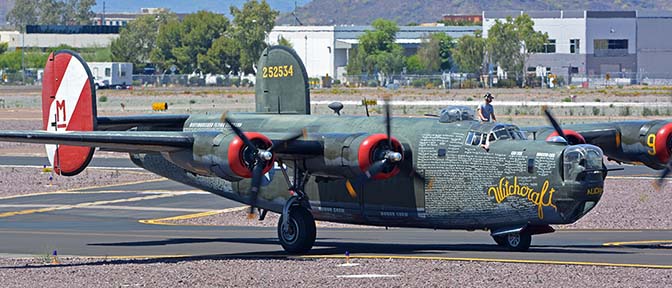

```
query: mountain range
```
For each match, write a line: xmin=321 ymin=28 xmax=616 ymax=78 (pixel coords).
xmin=93 ymin=0 xmax=309 ymax=14
xmin=276 ymin=0 xmax=672 ymax=25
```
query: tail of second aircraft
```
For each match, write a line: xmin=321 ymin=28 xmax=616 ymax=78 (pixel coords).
xmin=42 ymin=50 xmax=97 ymax=176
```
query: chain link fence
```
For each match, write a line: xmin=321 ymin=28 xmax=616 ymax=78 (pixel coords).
xmin=2 ymin=70 xmax=672 ymax=89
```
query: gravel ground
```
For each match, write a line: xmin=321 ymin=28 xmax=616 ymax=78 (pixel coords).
xmin=0 ymin=167 xmax=161 ymax=197
xmin=0 ymin=257 xmax=670 ymax=288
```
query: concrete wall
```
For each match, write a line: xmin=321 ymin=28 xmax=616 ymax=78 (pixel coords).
xmin=0 ymin=31 xmax=118 ymax=49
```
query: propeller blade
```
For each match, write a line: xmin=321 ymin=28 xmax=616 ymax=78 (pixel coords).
xmin=657 ymin=161 xmax=671 ymax=189
xmin=542 ymin=107 xmax=567 ymax=141
xmin=366 ymin=159 xmax=388 ymax=179
xmin=223 ymin=116 xmax=257 ymax=151
xmin=269 ymin=129 xmax=305 ymax=153
xmin=384 ymin=98 xmax=392 ymax=148
xmin=247 ymin=161 xmax=266 ymax=217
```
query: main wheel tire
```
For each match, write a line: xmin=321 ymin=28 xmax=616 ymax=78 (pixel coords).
xmin=492 ymin=235 xmax=507 ymax=246
xmin=495 ymin=232 xmax=531 ymax=251
xmin=277 ymin=207 xmax=316 ymax=254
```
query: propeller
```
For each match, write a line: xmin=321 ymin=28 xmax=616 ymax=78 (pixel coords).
xmin=657 ymin=160 xmax=671 ymax=189
xmin=345 ymin=97 xmax=424 ymax=198
xmin=542 ymin=106 xmax=567 ymax=141
xmin=223 ymin=114 xmax=304 ymax=217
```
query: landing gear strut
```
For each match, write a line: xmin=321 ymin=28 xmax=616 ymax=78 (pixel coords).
xmin=277 ymin=160 xmax=316 ymax=254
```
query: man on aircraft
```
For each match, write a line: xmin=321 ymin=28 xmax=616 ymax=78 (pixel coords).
xmin=477 ymin=92 xmax=497 ymax=122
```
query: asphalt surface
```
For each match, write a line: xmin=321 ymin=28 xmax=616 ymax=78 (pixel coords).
xmin=0 ymin=156 xmax=671 ymax=268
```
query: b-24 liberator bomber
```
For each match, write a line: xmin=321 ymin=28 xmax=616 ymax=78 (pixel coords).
xmin=0 ymin=47 xmax=670 ymax=253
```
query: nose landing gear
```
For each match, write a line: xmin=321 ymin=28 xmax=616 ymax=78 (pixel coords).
xmin=493 ymin=232 xmax=532 ymax=251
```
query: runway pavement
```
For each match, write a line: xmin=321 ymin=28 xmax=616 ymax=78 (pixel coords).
xmin=0 ymin=156 xmax=671 ymax=268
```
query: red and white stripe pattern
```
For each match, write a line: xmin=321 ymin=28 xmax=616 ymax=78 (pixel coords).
xmin=42 ymin=51 xmax=95 ymax=176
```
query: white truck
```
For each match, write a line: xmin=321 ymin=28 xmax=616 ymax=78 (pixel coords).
xmin=89 ymin=62 xmax=133 ymax=89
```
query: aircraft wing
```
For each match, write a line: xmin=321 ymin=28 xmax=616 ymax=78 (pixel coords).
xmin=524 ymin=120 xmax=672 ymax=169
xmin=0 ymin=130 xmax=193 ymax=153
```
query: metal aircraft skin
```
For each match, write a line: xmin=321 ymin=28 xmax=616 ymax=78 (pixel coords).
xmin=0 ymin=48 xmax=670 ymax=253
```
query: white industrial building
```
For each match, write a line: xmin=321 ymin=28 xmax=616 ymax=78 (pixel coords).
xmin=483 ymin=10 xmax=672 ymax=83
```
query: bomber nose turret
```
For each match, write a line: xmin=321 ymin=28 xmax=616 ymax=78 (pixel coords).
xmin=556 ymin=144 xmax=606 ymax=222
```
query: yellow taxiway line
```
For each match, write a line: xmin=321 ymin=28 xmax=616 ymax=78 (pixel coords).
xmin=138 ymin=206 xmax=248 ymax=226
xmin=603 ymin=240 xmax=672 ymax=246
xmin=301 ymin=255 xmax=672 ymax=269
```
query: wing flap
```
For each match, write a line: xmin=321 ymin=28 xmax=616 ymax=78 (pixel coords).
xmin=0 ymin=131 xmax=193 ymax=152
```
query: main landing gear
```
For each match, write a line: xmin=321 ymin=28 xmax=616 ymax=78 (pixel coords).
xmin=276 ymin=160 xmax=316 ymax=254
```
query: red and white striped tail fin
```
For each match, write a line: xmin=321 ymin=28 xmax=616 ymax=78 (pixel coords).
xmin=42 ymin=50 xmax=97 ymax=176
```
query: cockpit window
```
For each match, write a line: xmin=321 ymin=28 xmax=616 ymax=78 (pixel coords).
xmin=466 ymin=124 xmax=527 ymax=146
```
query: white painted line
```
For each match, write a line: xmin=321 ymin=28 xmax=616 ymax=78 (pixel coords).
xmin=313 ymin=100 xmax=672 ymax=108
xmin=336 ymin=274 xmax=400 ymax=279
xmin=337 ymin=263 xmax=360 ymax=267
xmin=0 ymin=204 xmax=210 ymax=213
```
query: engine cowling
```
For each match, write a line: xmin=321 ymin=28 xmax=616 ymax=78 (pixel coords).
xmin=647 ymin=122 xmax=672 ymax=165
xmin=546 ymin=129 xmax=586 ymax=145
xmin=302 ymin=133 xmax=403 ymax=180
xmin=180 ymin=132 xmax=274 ymax=181
xmin=357 ymin=133 xmax=403 ymax=180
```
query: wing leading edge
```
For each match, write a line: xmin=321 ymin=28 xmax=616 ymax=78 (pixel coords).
xmin=0 ymin=131 xmax=193 ymax=153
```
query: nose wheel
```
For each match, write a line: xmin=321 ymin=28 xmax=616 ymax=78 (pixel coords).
xmin=493 ymin=232 xmax=531 ymax=251
xmin=278 ymin=206 xmax=316 ymax=254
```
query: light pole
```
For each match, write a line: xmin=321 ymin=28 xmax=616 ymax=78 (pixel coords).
xmin=21 ymin=24 xmax=25 ymax=84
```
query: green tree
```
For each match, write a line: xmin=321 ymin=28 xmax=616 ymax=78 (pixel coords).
xmin=151 ymin=19 xmax=182 ymax=70
xmin=8 ymin=0 xmax=96 ymax=27
xmin=230 ymin=0 xmax=279 ymax=75
xmin=452 ymin=31 xmax=485 ymax=73
xmin=348 ymin=18 xmax=405 ymax=83
xmin=0 ymin=43 xmax=8 ymax=55
xmin=175 ymin=11 xmax=229 ymax=73
xmin=417 ymin=32 xmax=453 ymax=72
xmin=7 ymin=0 xmax=39 ymax=31
xmin=277 ymin=36 xmax=293 ymax=48
xmin=69 ymin=0 xmax=96 ymax=25
xmin=486 ymin=15 xmax=547 ymax=85
xmin=111 ymin=12 xmax=177 ymax=68
xmin=405 ymin=54 xmax=423 ymax=74
xmin=40 ymin=0 xmax=67 ymax=25
xmin=200 ymin=36 xmax=240 ymax=75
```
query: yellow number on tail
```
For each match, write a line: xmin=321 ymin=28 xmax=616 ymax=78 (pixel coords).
xmin=647 ymin=134 xmax=656 ymax=155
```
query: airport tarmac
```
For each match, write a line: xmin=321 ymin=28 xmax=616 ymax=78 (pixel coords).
xmin=0 ymin=156 xmax=671 ymax=268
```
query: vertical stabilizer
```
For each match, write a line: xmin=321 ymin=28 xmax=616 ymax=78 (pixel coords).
xmin=42 ymin=50 xmax=97 ymax=176
xmin=255 ymin=46 xmax=310 ymax=114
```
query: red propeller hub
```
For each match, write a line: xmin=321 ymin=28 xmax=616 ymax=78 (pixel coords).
xmin=358 ymin=133 xmax=403 ymax=180
xmin=654 ymin=122 xmax=672 ymax=164
xmin=228 ymin=132 xmax=274 ymax=178
xmin=547 ymin=129 xmax=586 ymax=145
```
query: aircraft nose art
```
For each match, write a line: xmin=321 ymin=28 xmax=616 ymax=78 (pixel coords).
xmin=41 ymin=50 xmax=96 ymax=176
